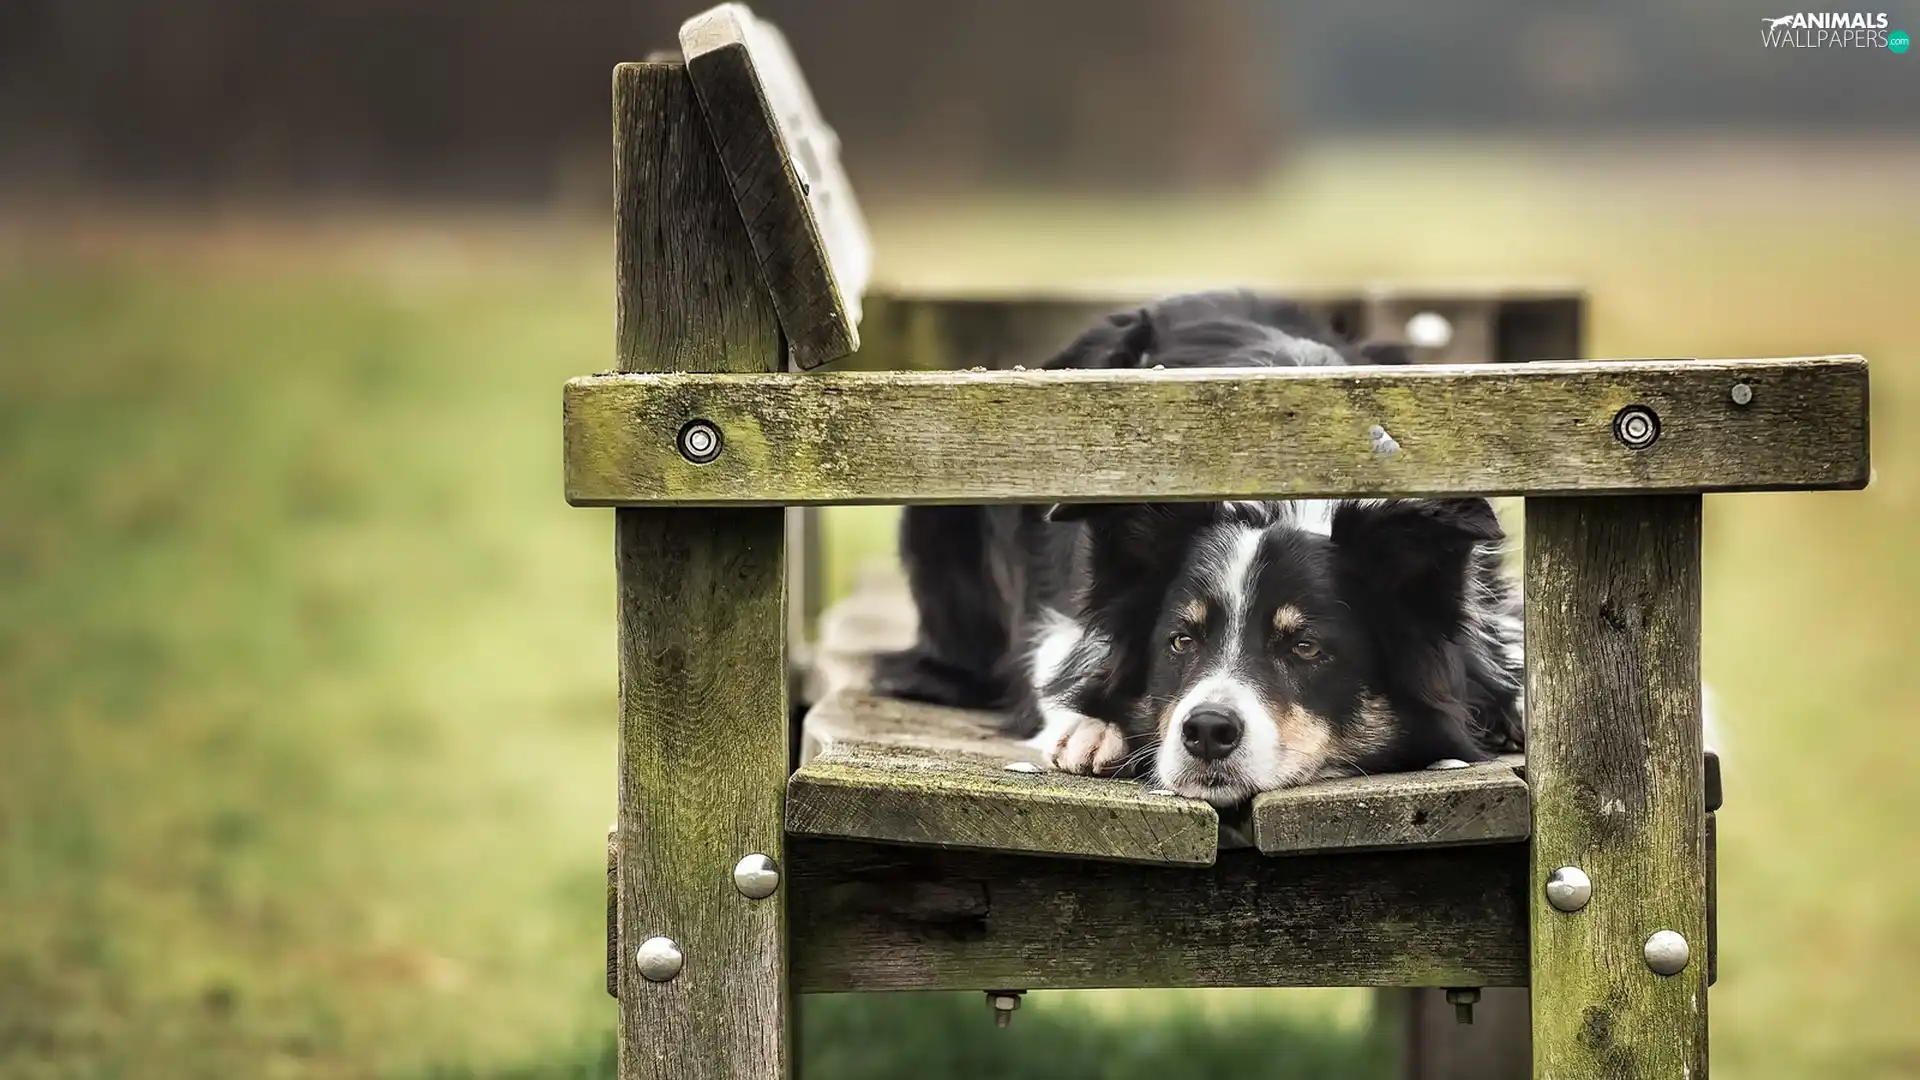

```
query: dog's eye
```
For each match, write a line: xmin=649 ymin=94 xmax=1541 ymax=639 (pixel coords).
xmin=1290 ymin=639 xmax=1323 ymax=660
xmin=1168 ymin=632 xmax=1195 ymax=654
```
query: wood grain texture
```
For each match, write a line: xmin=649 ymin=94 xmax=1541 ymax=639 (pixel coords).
xmin=788 ymin=838 xmax=1529 ymax=993
xmin=1251 ymin=759 xmax=1530 ymax=855
xmin=1525 ymin=496 xmax=1708 ymax=1080
xmin=612 ymin=61 xmax=788 ymax=1080
xmin=607 ymin=826 xmax=619 ymax=999
xmin=680 ymin=4 xmax=869 ymax=369
xmin=789 ymin=690 xmax=1219 ymax=866
xmin=563 ymin=357 xmax=1871 ymax=507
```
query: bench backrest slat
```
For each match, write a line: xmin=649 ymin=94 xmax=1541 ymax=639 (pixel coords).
xmin=681 ymin=4 xmax=872 ymax=370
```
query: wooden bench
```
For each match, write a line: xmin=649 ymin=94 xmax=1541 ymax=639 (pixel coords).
xmin=575 ymin=7 xmax=1870 ymax=1078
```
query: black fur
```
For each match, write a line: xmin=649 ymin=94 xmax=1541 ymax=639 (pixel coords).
xmin=871 ymin=290 xmax=1523 ymax=803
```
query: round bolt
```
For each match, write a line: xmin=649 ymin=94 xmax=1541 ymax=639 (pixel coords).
xmin=1731 ymin=382 xmax=1754 ymax=406
xmin=987 ymin=990 xmax=1023 ymax=1028
xmin=1003 ymin=761 xmax=1041 ymax=774
xmin=1545 ymin=866 xmax=1593 ymax=913
xmin=733 ymin=853 xmax=780 ymax=900
xmin=1425 ymin=758 xmax=1470 ymax=771
xmin=677 ymin=419 xmax=723 ymax=464
xmin=1147 ymin=788 xmax=1178 ymax=797
xmin=1405 ymin=311 xmax=1454 ymax=349
xmin=636 ymin=936 xmax=684 ymax=982
xmin=1644 ymin=929 xmax=1690 ymax=976
xmin=1446 ymin=987 xmax=1480 ymax=1024
xmin=1612 ymin=405 xmax=1661 ymax=450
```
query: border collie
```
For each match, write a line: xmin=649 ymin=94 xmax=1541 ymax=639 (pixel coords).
xmin=872 ymin=290 xmax=1527 ymax=806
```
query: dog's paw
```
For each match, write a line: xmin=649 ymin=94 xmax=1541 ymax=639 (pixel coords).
xmin=1045 ymin=716 xmax=1129 ymax=776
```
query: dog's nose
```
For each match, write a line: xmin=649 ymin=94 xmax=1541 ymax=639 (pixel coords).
xmin=1181 ymin=708 xmax=1242 ymax=762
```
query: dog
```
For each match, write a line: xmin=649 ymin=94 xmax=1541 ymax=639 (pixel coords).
xmin=871 ymin=290 xmax=1528 ymax=806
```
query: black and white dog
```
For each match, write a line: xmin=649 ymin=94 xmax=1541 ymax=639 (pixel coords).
xmin=871 ymin=290 xmax=1528 ymax=807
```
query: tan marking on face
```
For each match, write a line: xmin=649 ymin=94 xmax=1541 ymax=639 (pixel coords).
xmin=1273 ymin=605 xmax=1306 ymax=634
xmin=1259 ymin=698 xmax=1334 ymax=778
xmin=1182 ymin=598 xmax=1208 ymax=626
xmin=1338 ymin=693 xmax=1397 ymax=761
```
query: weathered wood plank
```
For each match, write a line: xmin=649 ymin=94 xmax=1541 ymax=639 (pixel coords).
xmin=789 ymin=690 xmax=1219 ymax=866
xmin=681 ymin=4 xmax=870 ymax=369
xmin=612 ymin=61 xmax=789 ymax=1080
xmin=788 ymin=838 xmax=1530 ymax=993
xmin=564 ymin=357 xmax=1871 ymax=506
xmin=1525 ymin=496 xmax=1708 ymax=1080
xmin=1251 ymin=759 xmax=1529 ymax=855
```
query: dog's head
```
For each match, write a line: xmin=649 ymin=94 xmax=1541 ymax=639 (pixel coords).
xmin=1044 ymin=296 xmax=1413 ymax=373
xmin=1047 ymin=498 xmax=1505 ymax=805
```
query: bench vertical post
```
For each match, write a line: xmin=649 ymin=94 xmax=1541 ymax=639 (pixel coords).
xmin=612 ymin=60 xmax=790 ymax=1080
xmin=1525 ymin=496 xmax=1709 ymax=1079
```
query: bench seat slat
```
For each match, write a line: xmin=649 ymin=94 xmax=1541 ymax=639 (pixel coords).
xmin=565 ymin=355 xmax=1870 ymax=506
xmin=790 ymin=690 xmax=1220 ymax=866
xmin=792 ymin=566 xmax=1723 ymax=867
xmin=1250 ymin=758 xmax=1531 ymax=855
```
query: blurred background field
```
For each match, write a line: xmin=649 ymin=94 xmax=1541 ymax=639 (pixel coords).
xmin=3 ymin=3 xmax=1918 ymax=1078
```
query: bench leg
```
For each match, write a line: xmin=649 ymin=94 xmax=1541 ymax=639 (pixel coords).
xmin=613 ymin=60 xmax=792 ymax=1080
xmin=1525 ymin=496 xmax=1709 ymax=1079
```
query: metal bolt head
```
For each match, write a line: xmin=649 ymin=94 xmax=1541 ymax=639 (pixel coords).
xmin=677 ymin=419 xmax=723 ymax=464
xmin=1731 ymin=382 xmax=1754 ymax=406
xmin=1446 ymin=987 xmax=1479 ymax=1024
xmin=1612 ymin=405 xmax=1661 ymax=450
xmin=732 ymin=853 xmax=780 ymax=900
xmin=1545 ymin=866 xmax=1593 ymax=913
xmin=1003 ymin=761 xmax=1041 ymax=774
xmin=636 ymin=936 xmax=683 ymax=982
xmin=987 ymin=990 xmax=1023 ymax=1028
xmin=1644 ymin=929 xmax=1690 ymax=976
xmin=1426 ymin=758 xmax=1470 ymax=771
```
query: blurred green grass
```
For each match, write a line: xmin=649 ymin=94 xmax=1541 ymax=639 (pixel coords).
xmin=2 ymin=143 xmax=1918 ymax=1079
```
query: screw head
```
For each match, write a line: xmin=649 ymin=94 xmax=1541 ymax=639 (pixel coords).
xmin=1445 ymin=987 xmax=1480 ymax=1024
xmin=677 ymin=419 xmax=723 ymax=464
xmin=1612 ymin=405 xmax=1661 ymax=450
xmin=732 ymin=853 xmax=780 ymax=900
xmin=636 ymin=936 xmax=683 ymax=982
xmin=1426 ymin=758 xmax=1470 ymax=771
xmin=1731 ymin=382 xmax=1754 ymax=406
xmin=1644 ymin=929 xmax=1690 ymax=976
xmin=1003 ymin=761 xmax=1041 ymax=774
xmin=1405 ymin=311 xmax=1454 ymax=349
xmin=1545 ymin=866 xmax=1593 ymax=912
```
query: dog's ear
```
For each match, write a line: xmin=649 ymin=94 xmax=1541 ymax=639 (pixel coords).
xmin=1043 ymin=502 xmax=1225 ymax=575
xmin=1331 ymin=499 xmax=1503 ymax=624
xmin=1354 ymin=340 xmax=1415 ymax=366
